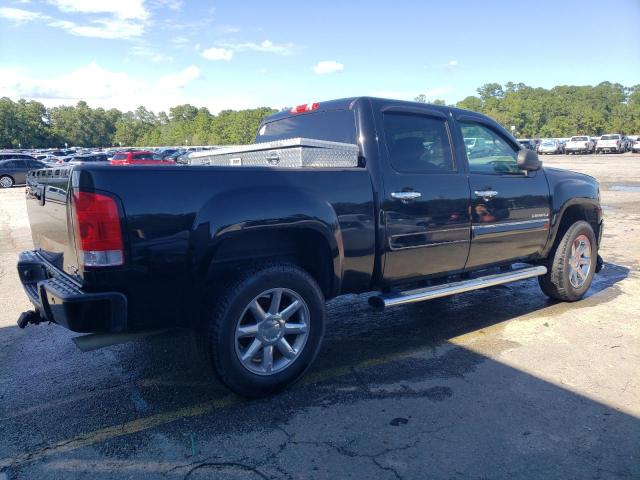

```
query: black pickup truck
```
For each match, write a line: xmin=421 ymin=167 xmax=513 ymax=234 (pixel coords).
xmin=17 ymin=97 xmax=603 ymax=396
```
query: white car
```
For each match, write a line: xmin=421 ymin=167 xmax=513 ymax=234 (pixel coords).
xmin=632 ymin=136 xmax=640 ymax=153
xmin=564 ymin=136 xmax=594 ymax=154
xmin=596 ymin=134 xmax=624 ymax=154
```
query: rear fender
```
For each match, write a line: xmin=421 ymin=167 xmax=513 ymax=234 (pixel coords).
xmin=191 ymin=186 xmax=343 ymax=294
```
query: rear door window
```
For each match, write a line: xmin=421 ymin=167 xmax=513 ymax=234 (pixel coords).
xmin=382 ymin=112 xmax=454 ymax=173
xmin=3 ymin=160 xmax=26 ymax=169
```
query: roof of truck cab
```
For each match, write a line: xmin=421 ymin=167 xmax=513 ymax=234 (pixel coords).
xmin=260 ymin=97 xmax=508 ymax=140
xmin=263 ymin=97 xmax=453 ymax=123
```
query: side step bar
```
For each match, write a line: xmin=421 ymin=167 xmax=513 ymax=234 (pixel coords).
xmin=369 ymin=266 xmax=547 ymax=309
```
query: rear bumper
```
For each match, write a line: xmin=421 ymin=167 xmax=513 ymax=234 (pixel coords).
xmin=17 ymin=250 xmax=128 ymax=333
xmin=565 ymin=147 xmax=589 ymax=152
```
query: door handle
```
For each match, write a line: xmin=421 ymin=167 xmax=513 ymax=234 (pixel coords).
xmin=474 ymin=190 xmax=499 ymax=199
xmin=391 ymin=191 xmax=422 ymax=203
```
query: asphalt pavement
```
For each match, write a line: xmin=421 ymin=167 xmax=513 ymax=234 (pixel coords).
xmin=0 ymin=154 xmax=638 ymax=479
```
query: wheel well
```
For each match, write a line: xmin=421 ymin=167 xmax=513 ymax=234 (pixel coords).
xmin=207 ymin=229 xmax=335 ymax=298
xmin=555 ymin=204 xmax=600 ymax=247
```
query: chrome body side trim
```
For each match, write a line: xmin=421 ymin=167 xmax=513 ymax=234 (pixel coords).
xmin=388 ymin=226 xmax=470 ymax=251
xmin=472 ymin=218 xmax=549 ymax=236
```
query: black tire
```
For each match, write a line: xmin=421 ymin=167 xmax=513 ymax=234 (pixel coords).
xmin=206 ymin=263 xmax=326 ymax=397
xmin=539 ymin=220 xmax=597 ymax=301
xmin=0 ymin=175 xmax=14 ymax=188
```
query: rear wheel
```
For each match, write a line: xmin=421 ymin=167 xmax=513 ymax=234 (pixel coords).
xmin=539 ymin=220 xmax=597 ymax=301
xmin=205 ymin=263 xmax=326 ymax=397
xmin=0 ymin=175 xmax=14 ymax=188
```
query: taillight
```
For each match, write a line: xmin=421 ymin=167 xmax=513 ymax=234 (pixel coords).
xmin=290 ymin=102 xmax=319 ymax=114
xmin=72 ymin=190 xmax=123 ymax=267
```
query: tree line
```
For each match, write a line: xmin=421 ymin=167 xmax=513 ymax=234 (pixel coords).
xmin=1 ymin=81 xmax=638 ymax=149
xmin=0 ymin=99 xmax=277 ymax=149
xmin=441 ymin=81 xmax=640 ymax=138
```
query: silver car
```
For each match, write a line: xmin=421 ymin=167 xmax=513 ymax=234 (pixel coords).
xmin=538 ymin=139 xmax=564 ymax=154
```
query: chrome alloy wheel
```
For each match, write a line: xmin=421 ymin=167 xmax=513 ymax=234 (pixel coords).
xmin=0 ymin=176 xmax=13 ymax=188
xmin=568 ymin=234 xmax=591 ymax=289
xmin=234 ymin=288 xmax=310 ymax=376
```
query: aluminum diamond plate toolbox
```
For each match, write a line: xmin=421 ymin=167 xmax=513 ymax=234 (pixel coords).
xmin=187 ymin=138 xmax=359 ymax=168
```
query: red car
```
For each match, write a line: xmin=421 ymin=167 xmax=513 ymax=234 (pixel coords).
xmin=110 ymin=150 xmax=175 ymax=165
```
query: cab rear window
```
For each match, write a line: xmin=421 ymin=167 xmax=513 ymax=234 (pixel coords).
xmin=256 ymin=110 xmax=357 ymax=144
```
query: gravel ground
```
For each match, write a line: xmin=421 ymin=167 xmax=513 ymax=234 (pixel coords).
xmin=0 ymin=154 xmax=638 ymax=479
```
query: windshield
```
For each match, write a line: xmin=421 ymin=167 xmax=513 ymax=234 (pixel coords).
xmin=601 ymin=135 xmax=620 ymax=140
xmin=542 ymin=141 xmax=555 ymax=146
xmin=571 ymin=137 xmax=588 ymax=141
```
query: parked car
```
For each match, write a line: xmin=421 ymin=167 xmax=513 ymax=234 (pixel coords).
xmin=632 ymin=136 xmax=640 ymax=153
xmin=564 ymin=136 xmax=595 ymax=154
xmin=110 ymin=150 xmax=176 ymax=165
xmin=596 ymin=134 xmax=624 ymax=153
xmin=16 ymin=97 xmax=603 ymax=397
xmin=157 ymin=148 xmax=181 ymax=159
xmin=0 ymin=158 xmax=46 ymax=188
xmin=0 ymin=152 xmax=37 ymax=162
xmin=621 ymin=136 xmax=633 ymax=152
xmin=538 ymin=139 xmax=564 ymax=154
xmin=68 ymin=153 xmax=109 ymax=165
xmin=517 ymin=139 xmax=536 ymax=150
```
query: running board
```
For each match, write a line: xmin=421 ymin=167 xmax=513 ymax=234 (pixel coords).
xmin=369 ymin=266 xmax=547 ymax=309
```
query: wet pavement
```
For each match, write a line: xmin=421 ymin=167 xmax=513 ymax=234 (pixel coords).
xmin=0 ymin=154 xmax=639 ymax=479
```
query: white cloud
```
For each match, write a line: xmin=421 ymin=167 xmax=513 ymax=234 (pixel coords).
xmin=48 ymin=18 xmax=143 ymax=39
xmin=155 ymin=65 xmax=199 ymax=90
xmin=1 ymin=3 xmax=150 ymax=38
xmin=201 ymin=47 xmax=233 ymax=61
xmin=129 ymin=45 xmax=172 ymax=62
xmin=47 ymin=0 xmax=149 ymax=20
xmin=313 ymin=61 xmax=344 ymax=75
xmin=150 ymin=0 xmax=183 ymax=11
xmin=0 ymin=7 xmax=45 ymax=23
xmin=219 ymin=40 xmax=295 ymax=56
xmin=0 ymin=62 xmax=205 ymax=112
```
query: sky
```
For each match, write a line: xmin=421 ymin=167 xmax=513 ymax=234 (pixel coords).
xmin=0 ymin=0 xmax=639 ymax=113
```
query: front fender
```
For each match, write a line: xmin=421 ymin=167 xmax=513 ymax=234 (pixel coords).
xmin=543 ymin=167 xmax=602 ymax=255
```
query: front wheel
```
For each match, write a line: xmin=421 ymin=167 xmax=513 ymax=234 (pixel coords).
xmin=205 ymin=263 xmax=326 ymax=397
xmin=539 ymin=220 xmax=597 ymax=301
xmin=0 ymin=175 xmax=14 ymax=188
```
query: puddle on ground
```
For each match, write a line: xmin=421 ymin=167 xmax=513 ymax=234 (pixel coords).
xmin=609 ymin=184 xmax=640 ymax=193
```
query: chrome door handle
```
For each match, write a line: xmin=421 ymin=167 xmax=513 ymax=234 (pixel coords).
xmin=391 ymin=191 xmax=422 ymax=202
xmin=474 ymin=190 xmax=499 ymax=199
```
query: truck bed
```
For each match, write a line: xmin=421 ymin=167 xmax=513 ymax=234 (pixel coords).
xmin=24 ymin=164 xmax=376 ymax=330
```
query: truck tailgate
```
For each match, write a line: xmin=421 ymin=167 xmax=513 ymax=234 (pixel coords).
xmin=25 ymin=168 xmax=80 ymax=281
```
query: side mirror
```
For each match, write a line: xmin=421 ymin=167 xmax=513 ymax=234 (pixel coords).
xmin=517 ymin=149 xmax=542 ymax=171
